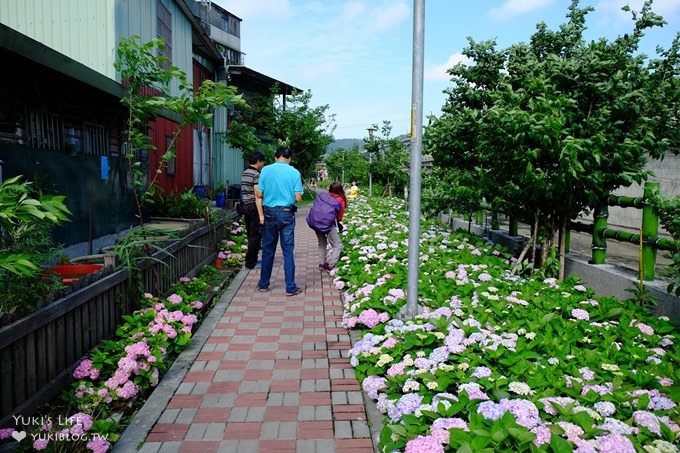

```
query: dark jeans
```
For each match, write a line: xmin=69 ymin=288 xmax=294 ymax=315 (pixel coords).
xmin=258 ymin=207 xmax=297 ymax=293
xmin=243 ymin=203 xmax=261 ymax=268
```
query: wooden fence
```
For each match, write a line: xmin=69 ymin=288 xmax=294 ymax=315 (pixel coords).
xmin=0 ymin=217 xmax=229 ymax=426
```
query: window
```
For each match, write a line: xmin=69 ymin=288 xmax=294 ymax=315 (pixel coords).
xmin=157 ymin=0 xmax=172 ymax=68
xmin=82 ymin=122 xmax=108 ymax=156
xmin=27 ymin=110 xmax=64 ymax=151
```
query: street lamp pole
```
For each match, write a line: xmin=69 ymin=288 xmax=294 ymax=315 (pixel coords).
xmin=341 ymin=150 xmax=345 ymax=186
xmin=403 ymin=0 xmax=425 ymax=320
xmin=366 ymin=127 xmax=374 ymax=198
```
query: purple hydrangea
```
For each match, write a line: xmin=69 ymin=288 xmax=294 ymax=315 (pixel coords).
xmin=471 ymin=366 xmax=492 ymax=379
xmin=477 ymin=401 xmax=505 ymax=421
xmin=362 ymin=375 xmax=387 ymax=400
xmin=571 ymin=308 xmax=590 ymax=321
xmin=597 ymin=433 xmax=636 ymax=453
xmin=633 ymin=410 xmax=661 ymax=435
xmin=458 ymin=383 xmax=489 ymax=401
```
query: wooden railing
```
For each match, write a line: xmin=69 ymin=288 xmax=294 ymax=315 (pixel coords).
xmin=0 ymin=216 xmax=229 ymax=425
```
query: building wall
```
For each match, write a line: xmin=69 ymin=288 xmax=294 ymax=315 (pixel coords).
xmin=0 ymin=0 xmax=194 ymax=93
xmin=0 ymin=0 xmax=117 ymax=79
xmin=212 ymin=107 xmax=245 ymax=191
xmin=148 ymin=117 xmax=194 ymax=194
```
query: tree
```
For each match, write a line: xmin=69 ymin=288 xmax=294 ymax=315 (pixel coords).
xmin=426 ymin=0 xmax=680 ymax=278
xmin=324 ymin=145 xmax=369 ymax=184
xmin=364 ymin=121 xmax=410 ymax=196
xmin=270 ymin=90 xmax=335 ymax=179
xmin=114 ymin=36 xmax=244 ymax=226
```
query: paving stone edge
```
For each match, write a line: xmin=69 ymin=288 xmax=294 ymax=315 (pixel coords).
xmin=348 ymin=329 xmax=384 ymax=453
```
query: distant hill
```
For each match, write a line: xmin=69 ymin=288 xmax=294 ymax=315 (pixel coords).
xmin=326 ymin=138 xmax=364 ymax=154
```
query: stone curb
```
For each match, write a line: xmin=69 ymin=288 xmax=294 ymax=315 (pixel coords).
xmin=348 ymin=329 xmax=383 ymax=453
xmin=112 ymin=267 xmax=250 ymax=452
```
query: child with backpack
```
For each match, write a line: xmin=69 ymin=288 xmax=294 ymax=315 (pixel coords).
xmin=306 ymin=181 xmax=347 ymax=271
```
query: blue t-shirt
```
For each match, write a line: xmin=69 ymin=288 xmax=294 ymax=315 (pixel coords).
xmin=258 ymin=161 xmax=303 ymax=207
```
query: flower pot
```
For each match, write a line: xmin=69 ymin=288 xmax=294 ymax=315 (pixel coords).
xmin=213 ymin=258 xmax=224 ymax=269
xmin=45 ymin=264 xmax=104 ymax=285
xmin=215 ymin=191 xmax=226 ymax=208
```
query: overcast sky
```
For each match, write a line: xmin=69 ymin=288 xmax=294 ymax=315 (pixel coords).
xmin=214 ymin=0 xmax=680 ymax=139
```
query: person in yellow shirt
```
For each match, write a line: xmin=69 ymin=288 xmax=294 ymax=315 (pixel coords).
xmin=348 ymin=180 xmax=359 ymax=200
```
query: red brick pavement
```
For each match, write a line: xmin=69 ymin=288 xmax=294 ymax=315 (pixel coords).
xmin=139 ymin=210 xmax=375 ymax=453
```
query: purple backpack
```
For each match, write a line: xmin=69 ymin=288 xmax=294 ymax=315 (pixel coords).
xmin=306 ymin=192 xmax=340 ymax=233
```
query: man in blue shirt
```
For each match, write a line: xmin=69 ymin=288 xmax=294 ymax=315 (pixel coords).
xmin=255 ymin=147 xmax=304 ymax=296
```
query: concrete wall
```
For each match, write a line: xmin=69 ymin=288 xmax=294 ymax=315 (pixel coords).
xmin=605 ymin=154 xmax=680 ymax=234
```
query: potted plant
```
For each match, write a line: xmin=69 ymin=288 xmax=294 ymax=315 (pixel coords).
xmin=214 ymin=182 xmax=226 ymax=208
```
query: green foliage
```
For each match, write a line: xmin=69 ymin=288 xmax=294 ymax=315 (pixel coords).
xmin=114 ymin=36 xmax=244 ymax=227
xmin=364 ymin=121 xmax=410 ymax=196
xmin=652 ymin=195 xmax=680 ymax=296
xmin=0 ymin=176 xmax=71 ymax=315
xmin=270 ymin=90 xmax=336 ymax=178
xmin=226 ymin=87 xmax=335 ymax=178
xmin=425 ymin=0 xmax=680 ymax=274
xmin=421 ymin=168 xmax=484 ymax=219
xmin=143 ymin=186 xmax=208 ymax=220
xmin=324 ymin=145 xmax=370 ymax=184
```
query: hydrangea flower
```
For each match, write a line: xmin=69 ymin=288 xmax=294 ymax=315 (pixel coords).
xmin=405 ymin=434 xmax=444 ymax=453
xmin=471 ymin=366 xmax=492 ymax=379
xmin=509 ymin=381 xmax=534 ymax=396
xmin=571 ymin=308 xmax=590 ymax=321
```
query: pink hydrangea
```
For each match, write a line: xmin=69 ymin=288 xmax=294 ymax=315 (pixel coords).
xmin=191 ymin=301 xmax=204 ymax=310
xmin=166 ymin=294 xmax=183 ymax=304
xmin=334 ymin=280 xmax=346 ymax=290
xmin=382 ymin=337 xmax=398 ymax=349
xmin=116 ymin=380 xmax=139 ymax=399
xmin=532 ymin=425 xmax=552 ymax=446
xmin=597 ymin=433 xmax=636 ymax=453
xmin=87 ymin=438 xmax=111 ymax=453
xmin=358 ymin=309 xmax=381 ymax=328
xmin=405 ymin=435 xmax=444 ymax=453
xmin=73 ymin=359 xmax=100 ymax=380
xmin=634 ymin=322 xmax=654 ymax=336
xmin=387 ymin=361 xmax=407 ymax=377
xmin=0 ymin=428 xmax=15 ymax=439
xmin=33 ymin=438 xmax=49 ymax=450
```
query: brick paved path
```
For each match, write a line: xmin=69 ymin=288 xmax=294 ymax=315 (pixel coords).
xmin=136 ymin=209 xmax=375 ymax=453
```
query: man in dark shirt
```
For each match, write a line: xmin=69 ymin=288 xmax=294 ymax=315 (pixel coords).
xmin=240 ymin=151 xmax=265 ymax=269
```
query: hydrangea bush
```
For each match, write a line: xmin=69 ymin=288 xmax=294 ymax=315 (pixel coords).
xmin=337 ymin=198 xmax=679 ymax=453
xmin=0 ymin=221 xmax=247 ymax=452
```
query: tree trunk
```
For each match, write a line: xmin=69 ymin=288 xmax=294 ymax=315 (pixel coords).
xmin=558 ymin=215 xmax=567 ymax=280
xmin=530 ymin=212 xmax=539 ymax=274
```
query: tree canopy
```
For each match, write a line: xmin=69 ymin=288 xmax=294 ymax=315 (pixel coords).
xmin=228 ymin=88 xmax=335 ymax=179
xmin=425 ymin=0 xmax=680 ymax=275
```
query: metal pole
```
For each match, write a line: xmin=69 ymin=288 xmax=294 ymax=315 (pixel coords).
xmin=591 ymin=206 xmax=608 ymax=264
xmin=641 ymin=182 xmax=659 ymax=281
xmin=368 ymin=153 xmax=372 ymax=198
xmin=403 ymin=0 xmax=424 ymax=319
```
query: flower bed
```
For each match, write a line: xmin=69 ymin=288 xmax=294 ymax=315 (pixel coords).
xmin=335 ymin=198 xmax=679 ymax=452
xmin=0 ymin=221 xmax=247 ymax=452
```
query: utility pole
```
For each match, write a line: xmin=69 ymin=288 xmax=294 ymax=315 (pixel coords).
xmin=403 ymin=0 xmax=425 ymax=319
